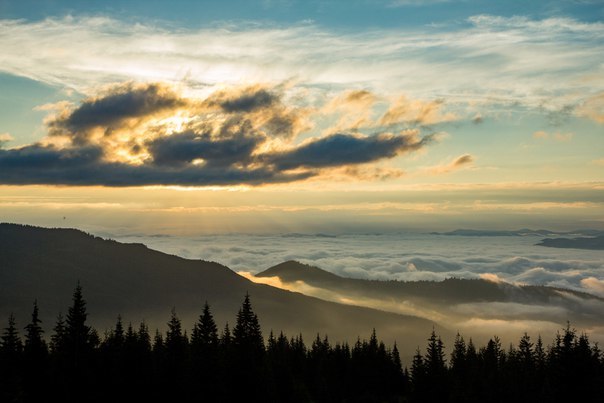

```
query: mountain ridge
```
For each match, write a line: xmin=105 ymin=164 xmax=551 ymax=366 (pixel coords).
xmin=0 ymin=223 xmax=439 ymax=354
xmin=256 ymin=260 xmax=604 ymax=327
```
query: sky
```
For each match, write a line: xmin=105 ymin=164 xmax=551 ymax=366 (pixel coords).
xmin=0 ymin=0 xmax=603 ymax=234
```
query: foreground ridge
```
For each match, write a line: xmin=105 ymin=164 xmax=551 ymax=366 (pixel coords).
xmin=1 ymin=286 xmax=603 ymax=403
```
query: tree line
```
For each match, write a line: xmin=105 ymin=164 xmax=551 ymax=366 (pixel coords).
xmin=1 ymin=285 xmax=603 ymax=402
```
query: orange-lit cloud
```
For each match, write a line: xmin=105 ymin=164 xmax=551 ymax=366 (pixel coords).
xmin=532 ymin=130 xmax=574 ymax=142
xmin=0 ymin=133 xmax=13 ymax=147
xmin=323 ymin=89 xmax=378 ymax=132
xmin=578 ymin=92 xmax=604 ymax=124
xmin=0 ymin=81 xmax=440 ymax=187
xmin=420 ymin=154 xmax=474 ymax=175
xmin=379 ymin=96 xmax=456 ymax=126
xmin=580 ymin=277 xmax=604 ymax=297
xmin=479 ymin=273 xmax=504 ymax=283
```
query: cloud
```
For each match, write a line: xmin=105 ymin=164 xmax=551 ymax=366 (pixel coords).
xmin=268 ymin=132 xmax=432 ymax=170
xmin=1 ymin=15 xmax=602 ymax=113
xmin=0 ymin=133 xmax=14 ymax=148
xmin=532 ymin=130 xmax=574 ymax=142
xmin=581 ymin=277 xmax=604 ymax=297
xmin=422 ymin=153 xmax=474 ymax=175
xmin=388 ymin=0 xmax=453 ymax=6
xmin=0 ymin=143 xmax=311 ymax=186
xmin=0 ymin=81 xmax=435 ymax=186
xmin=472 ymin=115 xmax=483 ymax=124
xmin=578 ymin=92 xmax=604 ymax=124
xmin=479 ymin=273 xmax=503 ymax=283
xmin=148 ymin=129 xmax=262 ymax=168
xmin=379 ymin=96 xmax=456 ymax=126
xmin=554 ymin=132 xmax=574 ymax=142
xmin=322 ymin=90 xmax=378 ymax=132
xmin=51 ymin=82 xmax=185 ymax=136
xmin=211 ymin=87 xmax=278 ymax=113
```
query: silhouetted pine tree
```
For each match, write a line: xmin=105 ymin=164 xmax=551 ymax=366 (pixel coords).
xmin=23 ymin=301 xmax=48 ymax=402
xmin=4 ymin=290 xmax=604 ymax=403
xmin=411 ymin=346 xmax=427 ymax=401
xmin=190 ymin=302 xmax=219 ymax=399
xmin=162 ymin=309 xmax=189 ymax=399
xmin=99 ymin=315 xmax=127 ymax=400
xmin=64 ymin=283 xmax=94 ymax=361
xmin=50 ymin=313 xmax=66 ymax=354
xmin=424 ymin=329 xmax=447 ymax=402
xmin=52 ymin=284 xmax=98 ymax=402
xmin=449 ymin=333 xmax=468 ymax=402
xmin=0 ymin=313 xmax=23 ymax=402
xmin=220 ymin=322 xmax=231 ymax=347
xmin=232 ymin=294 xmax=267 ymax=400
xmin=233 ymin=293 xmax=264 ymax=355
xmin=191 ymin=302 xmax=219 ymax=348
xmin=2 ymin=313 xmax=23 ymax=356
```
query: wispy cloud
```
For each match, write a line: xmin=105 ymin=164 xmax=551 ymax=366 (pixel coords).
xmin=532 ymin=130 xmax=574 ymax=142
xmin=0 ymin=133 xmax=13 ymax=147
xmin=388 ymin=0 xmax=455 ymax=7
xmin=577 ymin=92 xmax=604 ymax=124
xmin=0 ymin=15 xmax=602 ymax=113
xmin=421 ymin=154 xmax=474 ymax=175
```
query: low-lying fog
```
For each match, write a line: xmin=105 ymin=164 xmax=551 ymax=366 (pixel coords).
xmin=112 ymin=231 xmax=604 ymax=346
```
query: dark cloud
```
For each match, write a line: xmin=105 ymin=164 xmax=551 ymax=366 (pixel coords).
xmin=49 ymin=83 xmax=184 ymax=143
xmin=215 ymin=88 xmax=277 ymax=113
xmin=0 ymin=144 xmax=104 ymax=184
xmin=344 ymin=90 xmax=375 ymax=103
xmin=452 ymin=154 xmax=473 ymax=167
xmin=0 ymin=144 xmax=310 ymax=186
xmin=1 ymin=82 xmax=438 ymax=187
xmin=546 ymin=104 xmax=574 ymax=127
xmin=148 ymin=130 xmax=262 ymax=167
xmin=262 ymin=112 xmax=300 ymax=138
xmin=268 ymin=133 xmax=433 ymax=170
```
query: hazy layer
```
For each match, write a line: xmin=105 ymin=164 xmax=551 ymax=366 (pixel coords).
xmin=111 ymin=232 xmax=604 ymax=297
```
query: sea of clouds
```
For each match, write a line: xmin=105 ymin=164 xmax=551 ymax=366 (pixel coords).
xmin=110 ymin=232 xmax=604 ymax=298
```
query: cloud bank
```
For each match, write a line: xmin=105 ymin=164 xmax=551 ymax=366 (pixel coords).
xmin=0 ymin=82 xmax=445 ymax=186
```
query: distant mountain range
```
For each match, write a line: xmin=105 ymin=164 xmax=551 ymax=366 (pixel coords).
xmin=536 ymin=235 xmax=604 ymax=250
xmin=257 ymin=261 xmax=604 ymax=327
xmin=0 ymin=223 xmax=438 ymax=354
xmin=432 ymin=228 xmax=604 ymax=250
xmin=433 ymin=228 xmax=604 ymax=237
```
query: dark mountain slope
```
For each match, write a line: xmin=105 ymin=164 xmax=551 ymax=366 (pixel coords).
xmin=537 ymin=235 xmax=604 ymax=250
xmin=257 ymin=260 xmax=604 ymax=325
xmin=0 ymin=223 xmax=438 ymax=351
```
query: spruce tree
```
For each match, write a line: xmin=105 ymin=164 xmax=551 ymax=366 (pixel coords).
xmin=24 ymin=300 xmax=46 ymax=357
xmin=233 ymin=293 xmax=264 ymax=354
xmin=220 ymin=322 xmax=231 ymax=347
xmin=392 ymin=342 xmax=402 ymax=374
xmin=165 ymin=308 xmax=187 ymax=353
xmin=518 ymin=333 xmax=534 ymax=366
xmin=50 ymin=313 xmax=67 ymax=354
xmin=425 ymin=329 xmax=447 ymax=402
xmin=191 ymin=302 xmax=218 ymax=348
xmin=425 ymin=329 xmax=446 ymax=376
xmin=138 ymin=322 xmax=151 ymax=352
xmin=0 ymin=314 xmax=23 ymax=403
xmin=0 ymin=313 xmax=23 ymax=357
xmin=232 ymin=294 xmax=266 ymax=400
xmin=411 ymin=346 xmax=426 ymax=393
xmin=23 ymin=300 xmax=49 ymax=400
xmin=65 ymin=283 xmax=93 ymax=359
